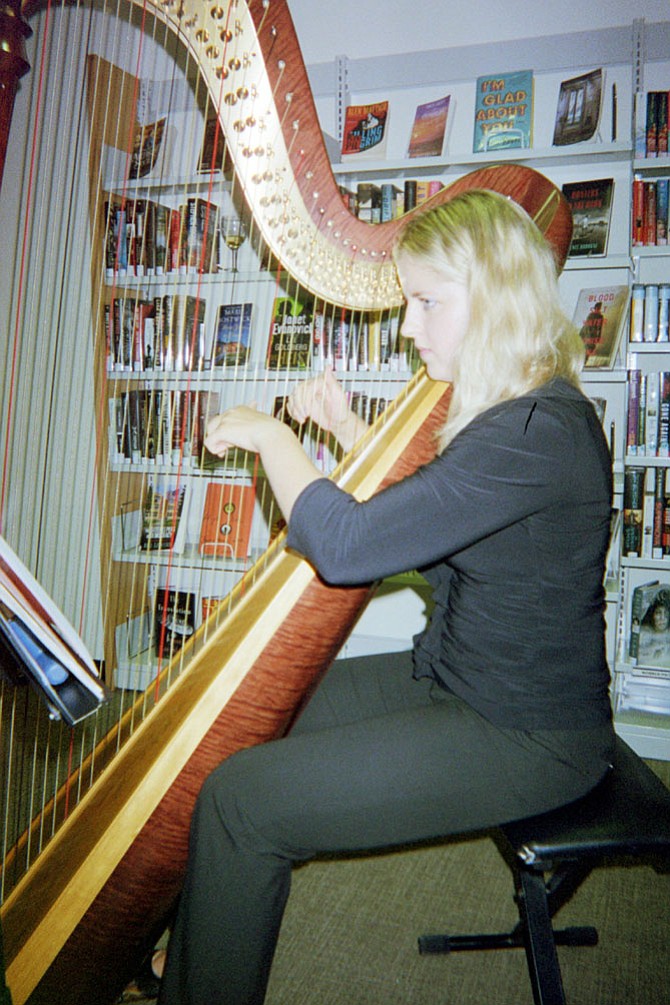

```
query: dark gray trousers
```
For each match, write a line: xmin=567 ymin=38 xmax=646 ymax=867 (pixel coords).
xmin=158 ymin=651 xmax=614 ymax=1005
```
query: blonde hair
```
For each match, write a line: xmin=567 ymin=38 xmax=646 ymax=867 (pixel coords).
xmin=393 ymin=189 xmax=584 ymax=449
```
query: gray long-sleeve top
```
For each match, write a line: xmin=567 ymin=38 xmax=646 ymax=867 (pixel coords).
xmin=286 ymin=378 xmax=613 ymax=730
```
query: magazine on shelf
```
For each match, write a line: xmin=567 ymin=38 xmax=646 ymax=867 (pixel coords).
xmin=0 ymin=534 xmax=108 ymax=725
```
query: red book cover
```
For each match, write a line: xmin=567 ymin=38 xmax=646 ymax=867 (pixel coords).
xmin=199 ymin=482 xmax=255 ymax=558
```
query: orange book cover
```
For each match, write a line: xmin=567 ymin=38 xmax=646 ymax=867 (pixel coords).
xmin=199 ymin=482 xmax=255 ymax=558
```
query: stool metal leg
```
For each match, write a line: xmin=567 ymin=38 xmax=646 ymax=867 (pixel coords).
xmin=516 ymin=868 xmax=567 ymax=1005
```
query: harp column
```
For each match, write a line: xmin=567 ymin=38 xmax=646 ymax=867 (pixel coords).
xmin=0 ymin=0 xmax=31 ymax=190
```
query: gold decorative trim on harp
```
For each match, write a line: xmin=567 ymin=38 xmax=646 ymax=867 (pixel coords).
xmin=0 ymin=1 xmax=571 ymax=1003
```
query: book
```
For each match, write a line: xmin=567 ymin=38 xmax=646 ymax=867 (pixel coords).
xmin=341 ymin=101 xmax=389 ymax=159
xmin=472 ymin=70 xmax=533 ymax=153
xmin=212 ymin=302 xmax=253 ymax=366
xmin=629 ymin=581 xmax=670 ymax=670
xmin=562 ymin=178 xmax=614 ymax=257
xmin=197 ymin=110 xmax=227 ymax=172
xmin=623 ymin=467 xmax=645 ymax=557
xmin=129 ymin=117 xmax=167 ymax=179
xmin=266 ymin=294 xmax=313 ymax=369
xmin=0 ymin=533 xmax=108 ymax=725
xmin=356 ymin=182 xmax=382 ymax=223
xmin=139 ymin=475 xmax=189 ymax=553
xmin=407 ymin=95 xmax=451 ymax=158
xmin=154 ymin=588 xmax=196 ymax=659
xmin=644 ymin=90 xmax=670 ymax=158
xmin=199 ymin=482 xmax=256 ymax=558
xmin=552 ymin=68 xmax=603 ymax=146
xmin=572 ymin=285 xmax=628 ymax=369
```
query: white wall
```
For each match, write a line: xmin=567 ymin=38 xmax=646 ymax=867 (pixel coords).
xmin=289 ymin=0 xmax=670 ymax=65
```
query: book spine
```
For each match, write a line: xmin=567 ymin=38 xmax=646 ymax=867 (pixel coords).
xmin=656 ymin=178 xmax=669 ymax=246
xmin=623 ymin=466 xmax=645 ymax=556
xmin=644 ymin=285 xmax=659 ymax=342
xmin=642 ymin=467 xmax=656 ymax=558
xmin=646 ymin=90 xmax=659 ymax=157
xmin=645 ymin=371 xmax=660 ymax=455
xmin=630 ymin=284 xmax=645 ymax=342
xmin=626 ymin=369 xmax=642 ymax=455
xmin=632 ymin=175 xmax=645 ymax=247
xmin=643 ymin=181 xmax=657 ymax=246
xmin=658 ymin=373 xmax=670 ymax=457
xmin=653 ymin=467 xmax=665 ymax=558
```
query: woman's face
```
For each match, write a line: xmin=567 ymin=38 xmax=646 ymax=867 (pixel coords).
xmin=396 ymin=255 xmax=470 ymax=383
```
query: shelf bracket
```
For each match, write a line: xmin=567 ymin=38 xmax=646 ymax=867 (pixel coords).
xmin=632 ymin=18 xmax=645 ymax=95
xmin=334 ymin=54 xmax=350 ymax=145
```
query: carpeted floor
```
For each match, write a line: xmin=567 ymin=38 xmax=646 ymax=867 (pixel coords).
xmin=121 ymin=761 xmax=670 ymax=1005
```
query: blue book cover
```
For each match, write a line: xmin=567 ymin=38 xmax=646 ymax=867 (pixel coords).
xmin=213 ymin=302 xmax=253 ymax=365
xmin=473 ymin=70 xmax=533 ymax=153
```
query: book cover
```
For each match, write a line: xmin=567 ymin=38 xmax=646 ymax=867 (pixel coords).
xmin=562 ymin=178 xmax=614 ymax=257
xmin=407 ymin=95 xmax=451 ymax=158
xmin=197 ymin=110 xmax=227 ymax=172
xmin=552 ymin=68 xmax=604 ymax=146
xmin=341 ymin=101 xmax=389 ymax=159
xmin=199 ymin=482 xmax=256 ymax=558
xmin=129 ymin=117 xmax=167 ymax=179
xmin=139 ymin=475 xmax=189 ymax=553
xmin=266 ymin=294 xmax=313 ymax=369
xmin=572 ymin=285 xmax=628 ymax=369
xmin=154 ymin=588 xmax=197 ymax=658
xmin=472 ymin=70 xmax=533 ymax=153
xmin=629 ymin=581 xmax=670 ymax=670
xmin=213 ymin=302 xmax=253 ymax=366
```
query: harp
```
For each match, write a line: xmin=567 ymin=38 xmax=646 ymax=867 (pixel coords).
xmin=0 ymin=2 xmax=572 ymax=1002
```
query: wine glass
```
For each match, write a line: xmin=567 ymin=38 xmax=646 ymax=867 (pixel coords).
xmin=220 ymin=216 xmax=248 ymax=272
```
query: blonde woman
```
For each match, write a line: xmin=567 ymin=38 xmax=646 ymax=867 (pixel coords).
xmin=159 ymin=190 xmax=615 ymax=1005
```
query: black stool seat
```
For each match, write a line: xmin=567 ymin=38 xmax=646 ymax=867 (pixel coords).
xmin=419 ymin=736 xmax=670 ymax=1005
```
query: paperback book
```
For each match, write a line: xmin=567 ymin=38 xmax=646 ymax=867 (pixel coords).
xmin=128 ymin=117 xmax=168 ymax=179
xmin=562 ymin=178 xmax=614 ymax=257
xmin=472 ymin=70 xmax=533 ymax=153
xmin=154 ymin=588 xmax=197 ymax=659
xmin=572 ymin=284 xmax=628 ymax=369
xmin=407 ymin=95 xmax=451 ymax=158
xmin=266 ymin=294 xmax=313 ymax=369
xmin=139 ymin=475 xmax=189 ymax=553
xmin=212 ymin=302 xmax=253 ymax=366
